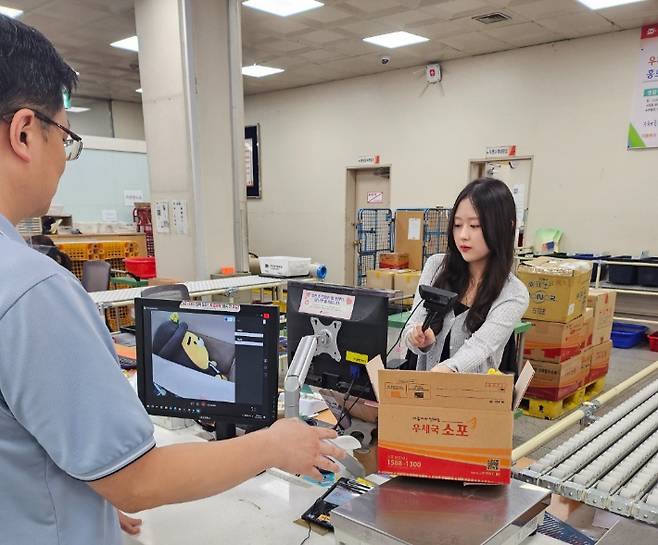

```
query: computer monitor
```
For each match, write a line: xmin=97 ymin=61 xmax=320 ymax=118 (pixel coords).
xmin=135 ymin=298 xmax=279 ymax=437
xmin=286 ymin=281 xmax=388 ymax=402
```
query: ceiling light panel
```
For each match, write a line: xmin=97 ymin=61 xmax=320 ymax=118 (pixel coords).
xmin=111 ymin=36 xmax=139 ymax=52
xmin=0 ymin=6 xmax=22 ymax=18
xmin=363 ymin=31 xmax=429 ymax=49
xmin=242 ymin=0 xmax=323 ymax=17
xmin=242 ymin=65 xmax=285 ymax=77
xmin=577 ymin=0 xmax=646 ymax=9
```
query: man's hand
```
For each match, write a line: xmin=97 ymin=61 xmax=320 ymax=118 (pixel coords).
xmin=408 ymin=324 xmax=436 ymax=349
xmin=266 ymin=418 xmax=346 ymax=481
xmin=118 ymin=510 xmax=142 ymax=535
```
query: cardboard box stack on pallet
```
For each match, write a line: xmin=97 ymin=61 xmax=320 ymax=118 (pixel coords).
xmin=366 ymin=252 xmax=422 ymax=305
xmin=517 ymin=257 xmax=615 ymax=418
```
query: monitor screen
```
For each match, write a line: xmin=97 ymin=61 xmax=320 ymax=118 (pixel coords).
xmin=286 ymin=281 xmax=388 ymax=402
xmin=135 ymin=299 xmax=279 ymax=428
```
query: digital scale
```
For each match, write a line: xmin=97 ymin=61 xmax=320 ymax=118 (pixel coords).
xmin=331 ymin=477 xmax=551 ymax=545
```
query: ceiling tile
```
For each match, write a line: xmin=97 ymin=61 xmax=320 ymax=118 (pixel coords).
xmin=506 ymin=0 xmax=588 ymax=19
xmin=483 ymin=21 xmax=561 ymax=46
xmin=439 ymin=31 xmax=512 ymax=53
xmin=374 ymin=9 xmax=439 ymax=28
xmin=341 ymin=0 xmax=405 ymax=14
xmin=300 ymin=48 xmax=349 ymax=62
xmin=536 ymin=11 xmax=619 ymax=38
xmin=298 ymin=28 xmax=348 ymax=44
xmin=339 ymin=19 xmax=395 ymax=37
xmin=420 ymin=0 xmax=493 ymax=19
xmin=297 ymin=5 xmax=353 ymax=23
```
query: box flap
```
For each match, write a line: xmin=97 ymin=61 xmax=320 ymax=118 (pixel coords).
xmin=513 ymin=362 xmax=535 ymax=410
xmin=518 ymin=257 xmax=592 ymax=277
xmin=378 ymin=370 xmax=513 ymax=412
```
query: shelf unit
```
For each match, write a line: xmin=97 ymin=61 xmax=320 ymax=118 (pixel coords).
xmin=593 ymin=260 xmax=658 ymax=328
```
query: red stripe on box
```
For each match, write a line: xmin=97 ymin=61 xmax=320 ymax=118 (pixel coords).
xmin=525 ymin=383 xmax=580 ymax=401
xmin=377 ymin=446 xmax=510 ymax=484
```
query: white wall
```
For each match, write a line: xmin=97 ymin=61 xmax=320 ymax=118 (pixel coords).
xmin=67 ymin=99 xmax=145 ymax=140
xmin=245 ymin=29 xmax=658 ymax=283
xmin=112 ymin=100 xmax=146 ymax=140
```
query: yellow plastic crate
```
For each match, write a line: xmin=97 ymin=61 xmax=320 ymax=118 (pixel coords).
xmin=99 ymin=241 xmax=130 ymax=259
xmin=105 ymin=306 xmax=133 ymax=332
xmin=57 ymin=242 xmax=96 ymax=261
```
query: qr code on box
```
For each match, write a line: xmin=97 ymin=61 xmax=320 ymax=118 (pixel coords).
xmin=487 ymin=459 xmax=500 ymax=471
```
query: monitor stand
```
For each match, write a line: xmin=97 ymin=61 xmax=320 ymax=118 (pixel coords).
xmin=339 ymin=415 xmax=377 ymax=448
xmin=214 ymin=420 xmax=237 ymax=440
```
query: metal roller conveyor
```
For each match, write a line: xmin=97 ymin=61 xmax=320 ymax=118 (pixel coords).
xmin=513 ymin=378 xmax=658 ymax=526
xmin=524 ymin=379 xmax=658 ymax=479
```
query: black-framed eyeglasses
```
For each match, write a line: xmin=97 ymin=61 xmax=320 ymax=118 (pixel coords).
xmin=1 ymin=108 xmax=84 ymax=161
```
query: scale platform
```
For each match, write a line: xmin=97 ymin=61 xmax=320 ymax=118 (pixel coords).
xmin=332 ymin=477 xmax=551 ymax=545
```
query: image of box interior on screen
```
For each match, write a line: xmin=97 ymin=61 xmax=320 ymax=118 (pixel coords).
xmin=150 ymin=310 xmax=236 ymax=403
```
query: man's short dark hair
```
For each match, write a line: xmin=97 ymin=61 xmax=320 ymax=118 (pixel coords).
xmin=0 ymin=14 xmax=77 ymax=116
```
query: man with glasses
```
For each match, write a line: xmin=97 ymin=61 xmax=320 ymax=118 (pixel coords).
xmin=0 ymin=15 xmax=343 ymax=545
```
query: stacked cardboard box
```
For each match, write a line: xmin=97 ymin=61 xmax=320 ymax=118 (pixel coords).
xmin=366 ymin=268 xmax=422 ymax=305
xmin=518 ymin=258 xmax=592 ymax=401
xmin=379 ymin=252 xmax=409 ymax=269
xmin=586 ymin=289 xmax=616 ymax=383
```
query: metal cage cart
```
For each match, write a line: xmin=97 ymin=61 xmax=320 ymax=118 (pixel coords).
xmin=395 ymin=207 xmax=452 ymax=267
xmin=355 ymin=208 xmax=393 ymax=286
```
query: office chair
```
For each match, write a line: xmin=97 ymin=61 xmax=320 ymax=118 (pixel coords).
xmin=140 ymin=283 xmax=190 ymax=301
xmin=81 ymin=260 xmax=111 ymax=292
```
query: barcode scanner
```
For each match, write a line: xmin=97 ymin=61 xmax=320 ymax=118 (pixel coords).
xmin=418 ymin=285 xmax=458 ymax=332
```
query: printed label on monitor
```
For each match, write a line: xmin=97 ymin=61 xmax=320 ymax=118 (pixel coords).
xmin=346 ymin=351 xmax=369 ymax=365
xmin=299 ymin=289 xmax=355 ymax=320
xmin=180 ymin=301 xmax=240 ymax=313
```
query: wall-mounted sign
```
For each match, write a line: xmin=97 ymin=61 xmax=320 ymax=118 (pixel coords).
xmin=245 ymin=125 xmax=261 ymax=198
xmin=485 ymin=145 xmax=517 ymax=158
xmin=123 ymin=189 xmax=144 ymax=206
xmin=367 ymin=191 xmax=384 ymax=204
xmin=628 ymin=24 xmax=658 ymax=149
xmin=357 ymin=154 xmax=381 ymax=166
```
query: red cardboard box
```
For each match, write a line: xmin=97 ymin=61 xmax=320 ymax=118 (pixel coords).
xmin=588 ymin=340 xmax=612 ymax=383
xmin=524 ymin=316 xmax=585 ymax=363
xmin=379 ymin=252 xmax=410 ymax=269
xmin=525 ymin=354 xmax=584 ymax=401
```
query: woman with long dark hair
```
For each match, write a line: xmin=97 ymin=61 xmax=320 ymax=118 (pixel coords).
xmin=403 ymin=178 xmax=529 ymax=373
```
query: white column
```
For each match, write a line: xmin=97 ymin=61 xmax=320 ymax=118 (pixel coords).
xmin=135 ymin=0 xmax=247 ymax=280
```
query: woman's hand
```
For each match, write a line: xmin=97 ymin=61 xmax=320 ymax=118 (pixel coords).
xmin=408 ymin=324 xmax=436 ymax=349
xmin=431 ymin=364 xmax=455 ymax=373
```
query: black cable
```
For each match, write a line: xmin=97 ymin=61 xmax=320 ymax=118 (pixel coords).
xmin=333 ymin=376 xmax=356 ymax=431
xmin=298 ymin=522 xmax=312 ymax=545
xmin=386 ymin=299 xmax=424 ymax=358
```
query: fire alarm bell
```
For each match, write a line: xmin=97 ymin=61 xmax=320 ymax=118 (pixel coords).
xmin=426 ymin=63 xmax=441 ymax=84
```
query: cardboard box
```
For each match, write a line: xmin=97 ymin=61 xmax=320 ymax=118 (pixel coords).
xmin=366 ymin=269 xmax=398 ymax=290
xmin=524 ymin=316 xmax=585 ymax=363
xmin=379 ymin=252 xmax=409 ymax=269
xmin=588 ymin=289 xmax=616 ymax=346
xmin=377 ymin=370 xmax=516 ymax=484
xmin=517 ymin=257 xmax=592 ymax=323
xmin=393 ymin=270 xmax=422 ymax=305
xmin=588 ymin=340 xmax=612 ymax=383
xmin=582 ymin=307 xmax=594 ymax=349
xmin=581 ymin=346 xmax=592 ymax=384
xmin=394 ymin=210 xmax=424 ymax=271
xmin=525 ymin=354 xmax=584 ymax=401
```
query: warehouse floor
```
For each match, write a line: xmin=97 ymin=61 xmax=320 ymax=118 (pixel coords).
xmin=514 ymin=343 xmax=658 ymax=459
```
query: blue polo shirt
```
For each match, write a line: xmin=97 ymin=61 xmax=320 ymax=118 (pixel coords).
xmin=0 ymin=213 xmax=155 ymax=545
